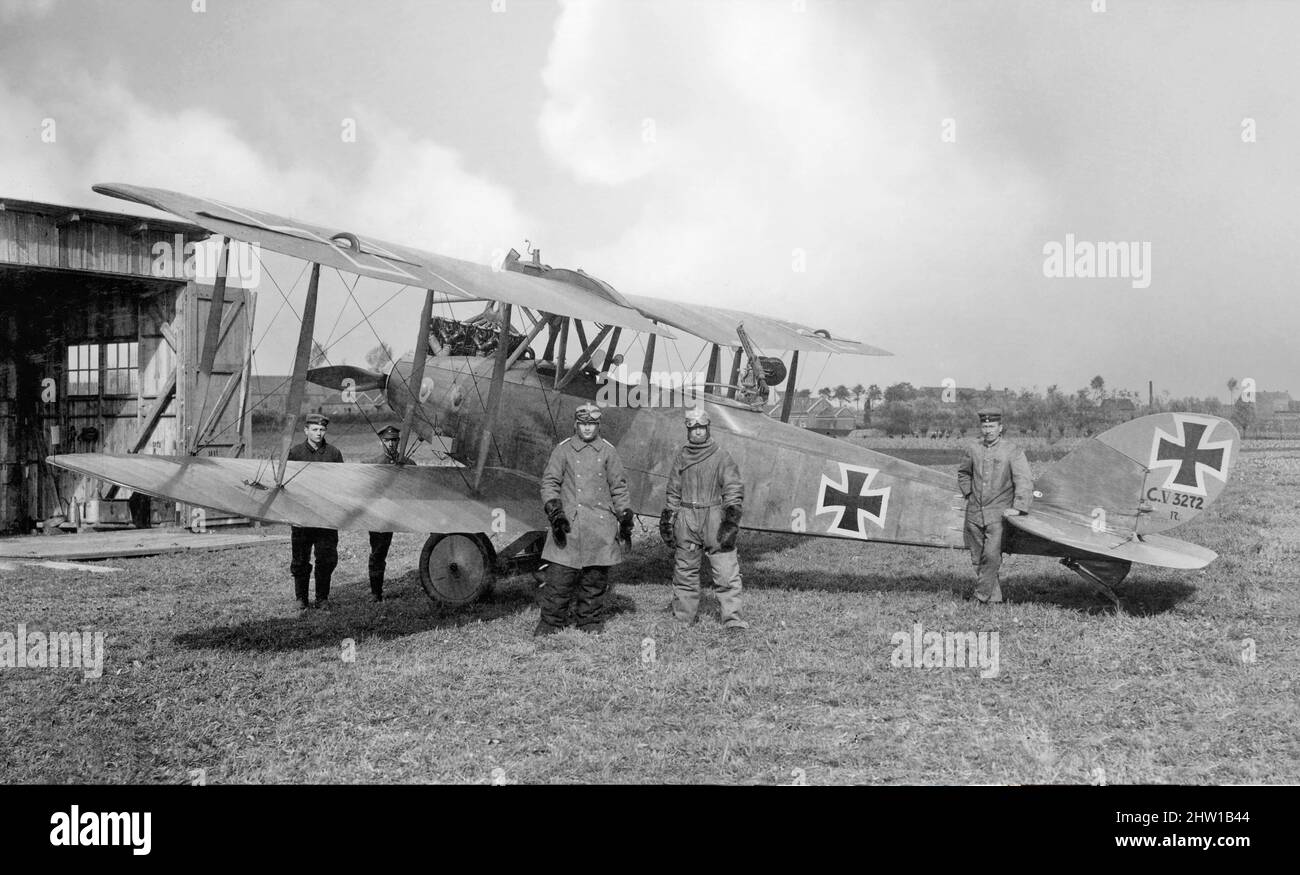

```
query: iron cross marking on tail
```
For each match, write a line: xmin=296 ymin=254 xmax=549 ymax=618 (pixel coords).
xmin=816 ymin=463 xmax=890 ymax=538
xmin=1150 ymin=416 xmax=1230 ymax=497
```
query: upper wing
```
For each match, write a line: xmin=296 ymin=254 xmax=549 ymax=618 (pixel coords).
xmin=91 ymin=183 xmax=667 ymax=336
xmin=47 ymin=453 xmax=546 ymax=533
xmin=622 ymin=293 xmax=890 ymax=355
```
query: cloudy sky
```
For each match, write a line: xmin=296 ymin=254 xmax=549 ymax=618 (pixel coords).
xmin=2 ymin=0 xmax=1296 ymax=400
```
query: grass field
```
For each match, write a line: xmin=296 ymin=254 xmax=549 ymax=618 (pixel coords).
xmin=1 ymin=441 xmax=1297 ymax=784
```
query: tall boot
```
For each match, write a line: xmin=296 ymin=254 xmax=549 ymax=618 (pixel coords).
xmin=369 ymin=573 xmax=384 ymax=602
xmin=293 ymin=575 xmax=311 ymax=610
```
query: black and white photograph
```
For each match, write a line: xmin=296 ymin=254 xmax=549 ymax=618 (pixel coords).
xmin=0 ymin=0 xmax=1293 ymax=850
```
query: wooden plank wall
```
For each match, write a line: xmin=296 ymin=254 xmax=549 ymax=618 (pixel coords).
xmin=0 ymin=207 xmax=218 ymax=530
xmin=182 ymin=284 xmax=253 ymax=457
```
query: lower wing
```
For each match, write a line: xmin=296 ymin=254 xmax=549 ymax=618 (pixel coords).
xmin=47 ymin=453 xmax=546 ymax=534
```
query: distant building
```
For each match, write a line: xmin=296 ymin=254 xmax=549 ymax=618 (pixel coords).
xmin=1254 ymin=390 xmax=1293 ymax=416
xmin=1254 ymin=390 xmax=1299 ymax=435
xmin=1099 ymin=397 xmax=1137 ymax=423
xmin=765 ymin=392 xmax=858 ymax=436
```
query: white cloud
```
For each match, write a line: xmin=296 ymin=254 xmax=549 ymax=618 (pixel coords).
xmin=0 ymin=70 xmax=536 ymax=369
xmin=0 ymin=0 xmax=57 ymax=22
xmin=535 ymin=0 xmax=1048 ymax=390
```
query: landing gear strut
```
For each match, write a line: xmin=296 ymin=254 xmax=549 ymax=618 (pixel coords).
xmin=1061 ymin=557 xmax=1131 ymax=611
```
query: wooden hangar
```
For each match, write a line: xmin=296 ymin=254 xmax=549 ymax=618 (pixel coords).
xmin=0 ymin=197 xmax=255 ymax=532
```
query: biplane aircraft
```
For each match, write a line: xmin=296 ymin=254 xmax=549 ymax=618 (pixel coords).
xmin=49 ymin=183 xmax=1239 ymax=609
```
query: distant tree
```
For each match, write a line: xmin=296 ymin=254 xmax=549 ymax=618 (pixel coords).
xmin=884 ymin=381 xmax=917 ymax=403
xmin=365 ymin=341 xmax=395 ymax=371
xmin=881 ymin=402 xmax=912 ymax=436
xmin=1226 ymin=377 xmax=1238 ymax=403
xmin=1017 ymin=388 xmax=1045 ymax=435
xmin=852 ymin=383 xmax=865 ymax=410
xmin=796 ymin=388 xmax=812 ymax=399
xmin=1090 ymin=375 xmax=1106 ymax=402
xmin=1074 ymin=387 xmax=1095 ymax=432
xmin=1045 ymin=384 xmax=1070 ymax=436
xmin=833 ymin=384 xmax=851 ymax=405
xmin=866 ymin=383 xmax=883 ymax=409
xmin=1232 ymin=397 xmax=1256 ymax=437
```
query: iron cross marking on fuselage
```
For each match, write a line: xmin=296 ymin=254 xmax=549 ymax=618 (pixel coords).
xmin=816 ymin=463 xmax=890 ymax=538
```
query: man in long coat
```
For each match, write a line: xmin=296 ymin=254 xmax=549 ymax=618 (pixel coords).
xmin=957 ymin=407 xmax=1033 ymax=604
xmin=537 ymin=403 xmax=634 ymax=635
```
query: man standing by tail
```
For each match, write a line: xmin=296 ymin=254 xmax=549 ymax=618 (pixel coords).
xmin=287 ymin=412 xmax=344 ymax=610
xmin=958 ymin=407 xmax=1033 ymax=604
xmin=660 ymin=406 xmax=748 ymax=631
xmin=537 ymin=403 xmax=634 ymax=636
xmin=364 ymin=425 xmax=411 ymax=602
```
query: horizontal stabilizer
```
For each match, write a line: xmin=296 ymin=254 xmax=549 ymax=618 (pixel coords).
xmin=47 ymin=453 xmax=545 ymax=534
xmin=306 ymin=365 xmax=387 ymax=392
xmin=1006 ymin=511 xmax=1217 ymax=569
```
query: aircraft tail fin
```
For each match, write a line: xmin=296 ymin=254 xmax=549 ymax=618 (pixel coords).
xmin=1032 ymin=412 xmax=1238 ymax=536
xmin=1009 ymin=413 xmax=1237 ymax=569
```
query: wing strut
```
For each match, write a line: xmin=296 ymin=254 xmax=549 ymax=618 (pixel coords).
xmin=641 ymin=332 xmax=657 ymax=386
xmin=503 ymin=309 xmax=549 ymax=371
xmin=779 ymin=350 xmax=800 ymax=423
xmin=190 ymin=237 xmax=231 ymax=452
xmin=556 ymin=324 xmax=613 ymax=391
xmin=473 ymin=303 xmax=513 ymax=493
xmin=553 ymin=316 xmax=569 ymax=389
xmin=601 ymin=327 xmax=623 ymax=373
xmin=398 ymin=289 xmax=436 ymax=462
xmin=274 ymin=262 xmax=321 ymax=484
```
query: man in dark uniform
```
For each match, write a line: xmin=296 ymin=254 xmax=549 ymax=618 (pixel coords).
xmin=537 ymin=403 xmax=634 ymax=636
xmin=363 ymin=425 xmax=411 ymax=602
xmin=957 ymin=407 xmax=1033 ymax=604
xmin=659 ymin=406 xmax=748 ymax=631
xmin=287 ymin=412 xmax=345 ymax=610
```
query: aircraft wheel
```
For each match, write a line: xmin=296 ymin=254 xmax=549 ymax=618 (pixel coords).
xmin=419 ymin=533 xmax=495 ymax=606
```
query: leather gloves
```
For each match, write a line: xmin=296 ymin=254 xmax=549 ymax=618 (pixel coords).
xmin=659 ymin=509 xmax=676 ymax=550
xmin=544 ymin=498 xmax=570 ymax=549
xmin=717 ymin=504 xmax=742 ymax=552
xmin=618 ymin=509 xmax=635 ymax=547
